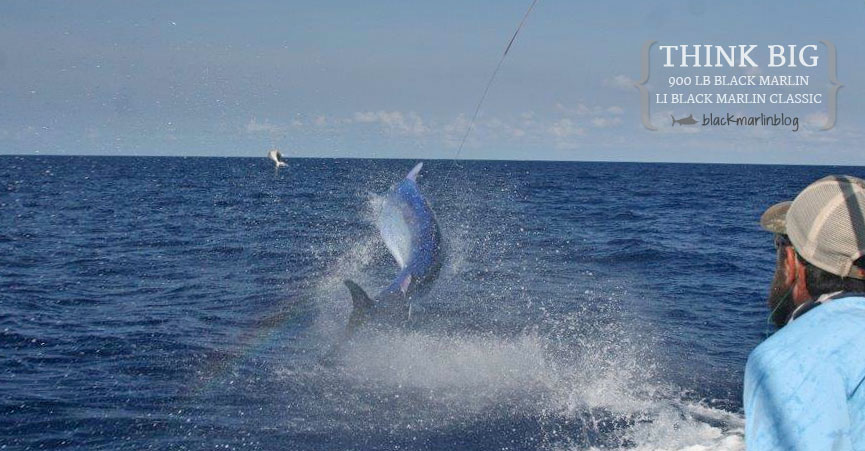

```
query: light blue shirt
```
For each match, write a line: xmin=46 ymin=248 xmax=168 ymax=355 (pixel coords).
xmin=744 ymin=294 xmax=865 ymax=450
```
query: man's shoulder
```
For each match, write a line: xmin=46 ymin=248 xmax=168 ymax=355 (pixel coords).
xmin=744 ymin=295 xmax=865 ymax=450
xmin=787 ymin=294 xmax=865 ymax=339
xmin=748 ymin=295 xmax=865 ymax=373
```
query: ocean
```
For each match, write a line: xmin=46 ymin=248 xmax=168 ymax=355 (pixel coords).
xmin=3 ymin=156 xmax=864 ymax=450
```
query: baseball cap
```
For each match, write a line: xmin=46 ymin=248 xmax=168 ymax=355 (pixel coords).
xmin=760 ymin=175 xmax=865 ymax=280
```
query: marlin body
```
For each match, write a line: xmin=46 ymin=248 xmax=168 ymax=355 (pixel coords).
xmin=344 ymin=162 xmax=442 ymax=333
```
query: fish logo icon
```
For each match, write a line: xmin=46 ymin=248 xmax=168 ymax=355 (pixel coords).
xmin=671 ymin=114 xmax=698 ymax=126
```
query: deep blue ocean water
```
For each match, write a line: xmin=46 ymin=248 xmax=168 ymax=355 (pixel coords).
xmin=2 ymin=156 xmax=864 ymax=450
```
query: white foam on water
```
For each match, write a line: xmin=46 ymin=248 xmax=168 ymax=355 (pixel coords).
xmin=293 ymin=187 xmax=745 ymax=449
xmin=339 ymin=331 xmax=554 ymax=411
xmin=321 ymin=329 xmax=744 ymax=450
xmin=597 ymin=404 xmax=744 ymax=451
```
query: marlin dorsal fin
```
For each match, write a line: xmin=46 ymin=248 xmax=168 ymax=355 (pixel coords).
xmin=406 ymin=162 xmax=423 ymax=181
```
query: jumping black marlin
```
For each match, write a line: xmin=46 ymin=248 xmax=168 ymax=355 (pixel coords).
xmin=343 ymin=162 xmax=443 ymax=334
xmin=268 ymin=149 xmax=288 ymax=168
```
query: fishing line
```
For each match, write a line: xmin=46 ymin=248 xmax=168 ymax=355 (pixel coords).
xmin=271 ymin=2 xmax=538 ymax=174
xmin=370 ymin=0 xmax=539 ymax=218
xmin=221 ymin=2 xmax=541 ymax=384
xmin=358 ymin=1 xmax=539 ymax=320
xmin=440 ymin=0 xmax=539 ymax=185
xmin=765 ymin=286 xmax=793 ymax=337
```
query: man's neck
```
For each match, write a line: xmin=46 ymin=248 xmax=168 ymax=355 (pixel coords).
xmin=787 ymin=291 xmax=845 ymax=324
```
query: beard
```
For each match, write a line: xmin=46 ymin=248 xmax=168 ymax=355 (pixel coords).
xmin=767 ymin=257 xmax=794 ymax=327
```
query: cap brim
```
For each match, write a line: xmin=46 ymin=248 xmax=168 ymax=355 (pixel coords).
xmin=760 ymin=201 xmax=792 ymax=234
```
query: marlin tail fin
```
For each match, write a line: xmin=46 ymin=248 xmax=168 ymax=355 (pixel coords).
xmin=671 ymin=114 xmax=676 ymax=126
xmin=344 ymin=280 xmax=374 ymax=311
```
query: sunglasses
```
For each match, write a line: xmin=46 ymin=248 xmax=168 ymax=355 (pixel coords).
xmin=774 ymin=234 xmax=792 ymax=250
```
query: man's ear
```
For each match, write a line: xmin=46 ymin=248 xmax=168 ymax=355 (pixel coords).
xmin=784 ymin=246 xmax=798 ymax=286
xmin=784 ymin=247 xmax=812 ymax=303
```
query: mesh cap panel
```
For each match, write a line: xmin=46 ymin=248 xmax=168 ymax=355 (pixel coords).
xmin=787 ymin=176 xmax=865 ymax=279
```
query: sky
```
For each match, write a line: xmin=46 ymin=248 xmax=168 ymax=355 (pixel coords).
xmin=1 ymin=0 xmax=863 ymax=164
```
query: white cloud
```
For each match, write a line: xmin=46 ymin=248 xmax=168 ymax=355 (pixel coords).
xmin=442 ymin=114 xmax=471 ymax=148
xmin=352 ymin=110 xmax=429 ymax=136
xmin=548 ymin=118 xmax=585 ymax=138
xmin=744 ymin=65 xmax=762 ymax=76
xmin=604 ymin=74 xmax=636 ymax=91
xmin=556 ymin=103 xmax=624 ymax=117
xmin=552 ymin=103 xmax=625 ymax=130
xmin=556 ymin=102 xmax=591 ymax=116
xmin=245 ymin=118 xmax=284 ymax=134
xmin=590 ymin=117 xmax=622 ymax=128
xmin=804 ymin=111 xmax=828 ymax=127
xmin=482 ymin=117 xmax=528 ymax=138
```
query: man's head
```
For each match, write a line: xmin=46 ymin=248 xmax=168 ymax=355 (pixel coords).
xmin=760 ymin=175 xmax=865 ymax=327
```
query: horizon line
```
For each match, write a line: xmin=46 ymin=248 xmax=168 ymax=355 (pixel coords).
xmin=1 ymin=153 xmax=863 ymax=168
